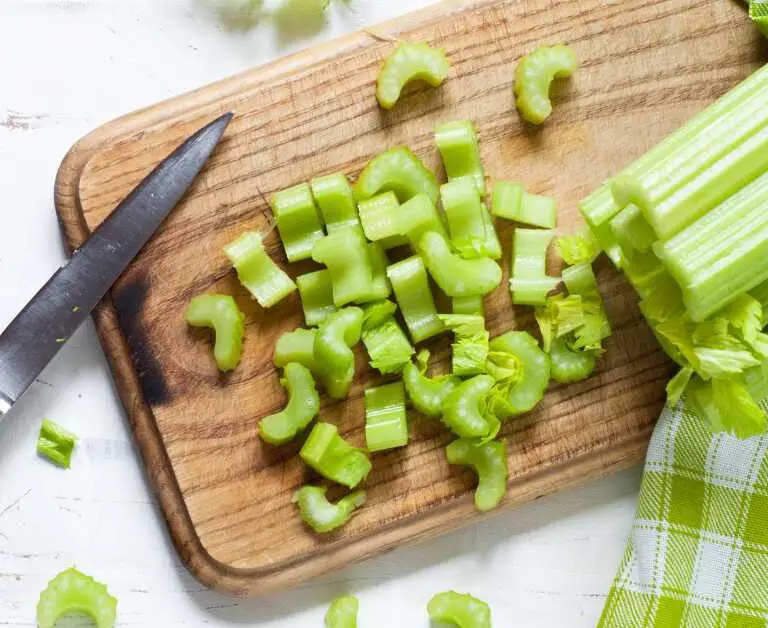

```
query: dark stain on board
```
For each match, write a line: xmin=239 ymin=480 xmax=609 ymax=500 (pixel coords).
xmin=112 ymin=275 xmax=171 ymax=406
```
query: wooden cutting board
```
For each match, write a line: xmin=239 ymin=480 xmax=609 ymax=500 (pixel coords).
xmin=54 ymin=0 xmax=763 ymax=596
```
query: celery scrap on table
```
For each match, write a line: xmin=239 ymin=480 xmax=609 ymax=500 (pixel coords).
xmin=427 ymin=591 xmax=492 ymax=628
xmin=441 ymin=374 xmax=498 ymax=439
xmin=270 ymin=182 xmax=325 ymax=262
xmin=37 ymin=419 xmax=77 ymax=468
xmin=296 ymin=269 xmax=336 ymax=326
xmin=364 ymin=381 xmax=409 ymax=451
xmin=300 ymin=422 xmax=372 ymax=489
xmin=312 ymin=226 xmax=379 ymax=306
xmin=37 ymin=567 xmax=117 ymax=628
xmin=274 ymin=327 xmax=317 ymax=372
xmin=357 ymin=191 xmax=409 ymax=249
xmin=446 ymin=438 xmax=509 ymax=512
xmin=435 ymin=120 xmax=486 ymax=195
xmin=376 ymin=42 xmax=450 ymax=110
xmin=420 ymin=231 xmax=502 ymax=297
xmin=441 ymin=177 xmax=501 ymax=259
xmin=314 ymin=307 xmax=364 ymax=399
xmin=224 ymin=231 xmax=296 ymax=308
xmin=325 ymin=594 xmax=359 ymax=628
xmin=310 ymin=172 xmax=361 ymax=233
xmin=293 ymin=486 xmax=365 ymax=533
xmin=258 ymin=362 xmax=319 ymax=445
xmin=491 ymin=180 xmax=557 ymax=229
xmin=509 ymin=228 xmax=559 ymax=305
xmin=354 ymin=146 xmax=439 ymax=204
xmin=514 ymin=44 xmax=577 ymax=124
xmin=386 ymin=254 xmax=446 ymax=342
xmin=185 ymin=294 xmax=245 ymax=371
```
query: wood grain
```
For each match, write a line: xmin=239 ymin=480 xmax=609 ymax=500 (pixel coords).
xmin=53 ymin=0 xmax=763 ymax=596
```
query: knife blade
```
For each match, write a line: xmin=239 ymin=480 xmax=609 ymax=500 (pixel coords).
xmin=0 ymin=112 xmax=233 ymax=418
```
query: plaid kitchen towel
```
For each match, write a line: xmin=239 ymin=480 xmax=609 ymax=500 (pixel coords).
xmin=599 ymin=402 xmax=768 ymax=627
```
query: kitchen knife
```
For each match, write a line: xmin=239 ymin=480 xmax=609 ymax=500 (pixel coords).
xmin=0 ymin=112 xmax=233 ymax=419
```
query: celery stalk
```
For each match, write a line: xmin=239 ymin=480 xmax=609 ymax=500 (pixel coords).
xmin=435 ymin=120 xmax=486 ymax=195
xmin=357 ymin=192 xmax=409 ymax=249
xmin=312 ymin=227 xmax=375 ymax=306
xmin=441 ymin=178 xmax=500 ymax=259
xmin=296 ymin=270 xmax=336 ymax=326
xmin=386 ymin=255 xmax=445 ymax=342
xmin=270 ymin=183 xmax=325 ymax=262
xmin=509 ymin=229 xmax=559 ymax=305
xmin=310 ymin=173 xmax=360 ymax=233
xmin=364 ymin=381 xmax=409 ymax=451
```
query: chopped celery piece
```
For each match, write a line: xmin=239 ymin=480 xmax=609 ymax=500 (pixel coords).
xmin=366 ymin=242 xmax=393 ymax=302
xmin=296 ymin=270 xmax=336 ymax=326
xmin=549 ymin=336 xmax=597 ymax=383
xmin=364 ymin=381 xmax=409 ymax=451
xmin=312 ymin=227 xmax=375 ymax=306
xmin=357 ymin=192 xmax=408 ymax=248
xmin=361 ymin=301 xmax=414 ymax=374
xmin=314 ymin=307 xmax=364 ymax=399
xmin=224 ymin=231 xmax=296 ymax=308
xmin=259 ymin=363 xmax=319 ymax=445
xmin=514 ymin=44 xmax=577 ymax=124
xmin=37 ymin=420 xmax=77 ymax=469
xmin=427 ymin=591 xmax=492 ymax=628
xmin=270 ymin=183 xmax=325 ymax=262
xmin=609 ymin=204 xmax=656 ymax=253
xmin=402 ymin=352 xmax=461 ymax=417
xmin=440 ymin=178 xmax=501 ymax=259
xmin=688 ymin=376 xmax=767 ymax=439
xmin=420 ymin=232 xmax=503 ymax=297
xmin=509 ymin=228 xmax=559 ymax=305
xmin=386 ymin=255 xmax=445 ymax=342
xmin=562 ymin=262 xmax=600 ymax=297
xmin=274 ymin=327 xmax=317 ymax=372
xmin=440 ymin=314 xmax=490 ymax=377
xmin=37 ymin=567 xmax=117 ymax=628
xmin=580 ymin=185 xmax=620 ymax=229
xmin=435 ymin=120 xmax=485 ymax=195
xmin=395 ymin=193 xmax=449 ymax=250
xmin=452 ymin=296 xmax=484 ymax=316
xmin=376 ymin=42 xmax=450 ymax=110
xmin=441 ymin=375 xmax=496 ymax=438
xmin=487 ymin=331 xmax=550 ymax=418
xmin=293 ymin=486 xmax=365 ymax=533
xmin=310 ymin=173 xmax=360 ymax=232
xmin=555 ymin=226 xmax=601 ymax=266
xmin=446 ymin=439 xmax=508 ymax=512
xmin=534 ymin=294 xmax=585 ymax=352
xmin=750 ymin=1 xmax=768 ymax=38
xmin=185 ymin=294 xmax=245 ymax=372
xmin=354 ymin=146 xmax=439 ymax=204
xmin=492 ymin=181 xmax=556 ymax=229
xmin=300 ymin=422 xmax=372 ymax=488
xmin=325 ymin=595 xmax=360 ymax=628
xmin=666 ymin=367 xmax=693 ymax=407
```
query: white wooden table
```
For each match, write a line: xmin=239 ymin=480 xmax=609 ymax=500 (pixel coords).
xmin=0 ymin=1 xmax=643 ymax=625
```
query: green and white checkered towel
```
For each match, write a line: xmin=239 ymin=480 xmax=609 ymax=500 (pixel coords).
xmin=600 ymin=402 xmax=768 ymax=627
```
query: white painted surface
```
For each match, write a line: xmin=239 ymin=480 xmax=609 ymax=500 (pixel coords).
xmin=0 ymin=1 xmax=642 ymax=625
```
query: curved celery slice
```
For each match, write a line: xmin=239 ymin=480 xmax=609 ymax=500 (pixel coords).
xmin=312 ymin=227 xmax=375 ymax=306
xmin=376 ymin=42 xmax=450 ymax=110
xmin=361 ymin=302 xmax=414 ymax=375
xmin=325 ymin=594 xmax=360 ymax=628
xmin=300 ymin=422 xmax=372 ymax=488
xmin=452 ymin=296 xmax=484 ymax=316
xmin=274 ymin=327 xmax=317 ymax=372
xmin=487 ymin=331 xmax=550 ymax=418
xmin=509 ymin=228 xmax=559 ymax=305
xmin=37 ymin=420 xmax=77 ymax=469
xmin=556 ymin=226 xmax=601 ymax=266
xmin=514 ymin=44 xmax=577 ymax=124
xmin=259 ymin=363 xmax=320 ymax=445
xmin=314 ymin=307 xmax=363 ymax=399
xmin=441 ymin=375 xmax=496 ymax=438
xmin=549 ymin=336 xmax=597 ymax=383
xmin=354 ymin=146 xmax=439 ymax=204
xmin=364 ymin=381 xmax=408 ymax=451
xmin=492 ymin=181 xmax=557 ymax=229
xmin=386 ymin=255 xmax=445 ymax=342
xmin=297 ymin=270 xmax=337 ymax=326
xmin=440 ymin=314 xmax=490 ymax=377
xmin=420 ymin=232 xmax=502 ymax=297
xmin=357 ymin=192 xmax=408 ymax=248
xmin=365 ymin=242 xmax=393 ymax=302
xmin=402 ymin=355 xmax=461 ymax=417
xmin=293 ymin=486 xmax=365 ymax=533
xmin=310 ymin=173 xmax=360 ymax=232
xmin=270 ymin=183 xmax=325 ymax=262
xmin=427 ymin=591 xmax=492 ymax=628
xmin=441 ymin=178 xmax=501 ymax=259
xmin=185 ymin=294 xmax=245 ymax=371
xmin=224 ymin=231 xmax=296 ymax=308
xmin=37 ymin=567 xmax=117 ymax=628
xmin=435 ymin=120 xmax=485 ymax=195
xmin=446 ymin=439 xmax=508 ymax=513
xmin=396 ymin=193 xmax=449 ymax=250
